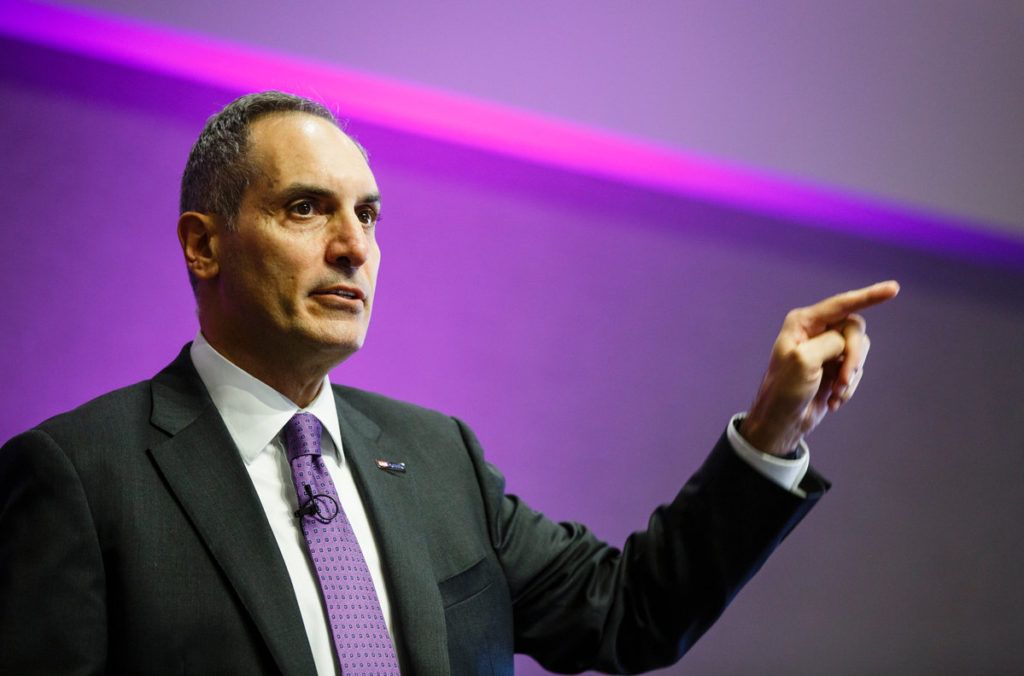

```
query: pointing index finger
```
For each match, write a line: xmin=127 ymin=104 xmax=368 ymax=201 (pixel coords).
xmin=808 ymin=280 xmax=900 ymax=326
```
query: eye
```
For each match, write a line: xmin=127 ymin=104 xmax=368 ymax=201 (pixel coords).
xmin=288 ymin=199 xmax=317 ymax=217
xmin=357 ymin=206 xmax=378 ymax=226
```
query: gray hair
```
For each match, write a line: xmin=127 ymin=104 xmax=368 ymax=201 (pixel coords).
xmin=179 ymin=90 xmax=360 ymax=229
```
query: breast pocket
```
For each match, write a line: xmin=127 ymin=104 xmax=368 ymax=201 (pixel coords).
xmin=438 ymin=556 xmax=514 ymax=675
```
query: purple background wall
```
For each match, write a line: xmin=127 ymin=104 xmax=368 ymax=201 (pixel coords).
xmin=46 ymin=0 xmax=1024 ymax=231
xmin=3 ymin=13 xmax=1024 ymax=676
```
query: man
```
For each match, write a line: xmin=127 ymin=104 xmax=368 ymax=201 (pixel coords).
xmin=0 ymin=91 xmax=898 ymax=674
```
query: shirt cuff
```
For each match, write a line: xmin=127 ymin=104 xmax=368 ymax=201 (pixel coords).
xmin=726 ymin=413 xmax=810 ymax=498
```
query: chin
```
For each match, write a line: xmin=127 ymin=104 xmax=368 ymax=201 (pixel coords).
xmin=296 ymin=319 xmax=369 ymax=365
xmin=319 ymin=332 xmax=367 ymax=360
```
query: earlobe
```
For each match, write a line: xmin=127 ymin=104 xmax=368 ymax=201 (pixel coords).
xmin=178 ymin=212 xmax=220 ymax=281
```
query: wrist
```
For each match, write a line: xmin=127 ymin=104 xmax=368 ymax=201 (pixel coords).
xmin=737 ymin=414 xmax=801 ymax=458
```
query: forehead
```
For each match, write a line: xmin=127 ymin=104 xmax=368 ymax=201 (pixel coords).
xmin=246 ymin=112 xmax=376 ymax=193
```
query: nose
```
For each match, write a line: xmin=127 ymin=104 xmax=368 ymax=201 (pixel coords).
xmin=326 ymin=213 xmax=371 ymax=270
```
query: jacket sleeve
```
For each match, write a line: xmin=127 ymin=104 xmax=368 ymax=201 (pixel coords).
xmin=0 ymin=429 xmax=108 ymax=675
xmin=456 ymin=419 xmax=829 ymax=674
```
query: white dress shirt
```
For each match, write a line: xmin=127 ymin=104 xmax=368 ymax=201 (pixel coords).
xmin=728 ymin=413 xmax=811 ymax=497
xmin=189 ymin=332 xmax=808 ymax=674
xmin=190 ymin=332 xmax=395 ymax=676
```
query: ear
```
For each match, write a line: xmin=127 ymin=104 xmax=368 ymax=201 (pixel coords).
xmin=178 ymin=212 xmax=221 ymax=282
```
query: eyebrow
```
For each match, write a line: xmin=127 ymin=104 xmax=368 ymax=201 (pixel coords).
xmin=360 ymin=192 xmax=382 ymax=206
xmin=278 ymin=184 xmax=381 ymax=206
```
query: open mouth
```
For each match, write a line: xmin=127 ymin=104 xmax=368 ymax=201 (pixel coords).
xmin=313 ymin=285 xmax=364 ymax=302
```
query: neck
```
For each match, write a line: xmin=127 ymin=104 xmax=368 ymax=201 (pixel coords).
xmin=199 ymin=331 xmax=342 ymax=408
xmin=230 ymin=354 xmax=326 ymax=408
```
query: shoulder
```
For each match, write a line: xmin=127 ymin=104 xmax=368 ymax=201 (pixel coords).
xmin=6 ymin=344 xmax=198 ymax=451
xmin=0 ymin=379 xmax=162 ymax=499
xmin=331 ymin=383 xmax=458 ymax=431
xmin=22 ymin=380 xmax=154 ymax=447
xmin=329 ymin=384 xmax=489 ymax=472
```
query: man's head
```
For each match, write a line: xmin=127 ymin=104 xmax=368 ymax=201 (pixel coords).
xmin=180 ymin=91 xmax=356 ymax=230
xmin=178 ymin=92 xmax=381 ymax=404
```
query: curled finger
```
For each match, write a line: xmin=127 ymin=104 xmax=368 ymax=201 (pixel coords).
xmin=835 ymin=314 xmax=868 ymax=388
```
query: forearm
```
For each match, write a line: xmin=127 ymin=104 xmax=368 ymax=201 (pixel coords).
xmin=473 ymin=424 xmax=827 ymax=674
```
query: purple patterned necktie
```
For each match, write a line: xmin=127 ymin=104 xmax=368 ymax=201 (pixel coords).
xmin=284 ymin=412 xmax=400 ymax=675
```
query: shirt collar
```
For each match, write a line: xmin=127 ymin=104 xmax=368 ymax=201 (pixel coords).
xmin=189 ymin=331 xmax=343 ymax=465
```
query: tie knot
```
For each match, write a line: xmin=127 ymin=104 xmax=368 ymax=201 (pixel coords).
xmin=284 ymin=412 xmax=323 ymax=461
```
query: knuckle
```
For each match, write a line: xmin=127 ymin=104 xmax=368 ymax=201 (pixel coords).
xmin=782 ymin=308 xmax=809 ymax=331
xmin=791 ymin=343 xmax=818 ymax=369
xmin=839 ymin=315 xmax=865 ymax=333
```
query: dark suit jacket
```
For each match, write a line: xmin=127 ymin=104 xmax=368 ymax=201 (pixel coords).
xmin=0 ymin=346 xmax=827 ymax=675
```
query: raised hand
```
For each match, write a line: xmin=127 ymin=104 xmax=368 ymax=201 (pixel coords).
xmin=739 ymin=281 xmax=900 ymax=456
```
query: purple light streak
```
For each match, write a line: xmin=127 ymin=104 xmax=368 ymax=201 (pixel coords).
xmin=2 ymin=0 xmax=1021 ymax=268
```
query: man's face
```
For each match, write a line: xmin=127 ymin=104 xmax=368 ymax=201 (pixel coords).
xmin=210 ymin=112 xmax=381 ymax=368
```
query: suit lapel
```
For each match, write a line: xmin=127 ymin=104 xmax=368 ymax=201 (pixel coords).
xmin=334 ymin=392 xmax=451 ymax=675
xmin=146 ymin=347 xmax=316 ymax=675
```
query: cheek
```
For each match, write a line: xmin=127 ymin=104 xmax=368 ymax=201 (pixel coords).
xmin=250 ymin=241 xmax=310 ymax=290
xmin=367 ymin=243 xmax=381 ymax=285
